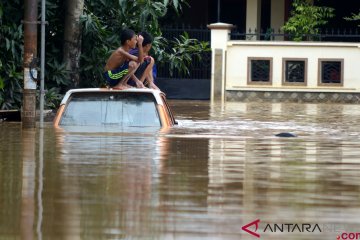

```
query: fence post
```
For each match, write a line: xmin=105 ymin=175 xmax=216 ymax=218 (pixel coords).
xmin=207 ymin=23 xmax=234 ymax=102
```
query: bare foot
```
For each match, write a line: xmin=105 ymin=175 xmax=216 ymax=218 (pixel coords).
xmin=112 ymin=84 xmax=130 ymax=90
xmin=135 ymin=81 xmax=146 ymax=88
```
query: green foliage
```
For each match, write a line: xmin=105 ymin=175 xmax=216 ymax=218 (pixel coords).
xmin=0 ymin=60 xmax=3 ymax=90
xmin=0 ymin=0 xmax=70 ymax=109
xmin=80 ymin=0 xmax=208 ymax=86
xmin=44 ymin=0 xmax=71 ymax=89
xmin=46 ymin=60 xmax=71 ymax=86
xmin=79 ymin=10 xmax=115 ymax=87
xmin=153 ymin=33 xmax=210 ymax=76
xmin=45 ymin=88 xmax=63 ymax=109
xmin=0 ymin=78 xmax=4 ymax=90
xmin=0 ymin=1 xmax=24 ymax=110
xmin=36 ymin=87 xmax=63 ymax=110
xmin=282 ymin=0 xmax=334 ymax=41
xmin=1 ymin=0 xmax=209 ymax=109
xmin=0 ymin=62 xmax=22 ymax=110
xmin=344 ymin=10 xmax=360 ymax=27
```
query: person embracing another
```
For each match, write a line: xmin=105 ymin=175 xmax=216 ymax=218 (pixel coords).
xmin=103 ymin=28 xmax=146 ymax=89
xmin=129 ymin=31 xmax=160 ymax=90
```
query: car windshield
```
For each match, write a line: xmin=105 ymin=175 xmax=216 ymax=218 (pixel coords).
xmin=59 ymin=92 xmax=161 ymax=127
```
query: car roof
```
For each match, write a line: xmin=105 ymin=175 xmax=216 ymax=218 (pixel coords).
xmin=60 ymin=88 xmax=165 ymax=106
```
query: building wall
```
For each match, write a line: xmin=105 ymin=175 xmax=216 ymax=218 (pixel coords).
xmin=226 ymin=41 xmax=360 ymax=92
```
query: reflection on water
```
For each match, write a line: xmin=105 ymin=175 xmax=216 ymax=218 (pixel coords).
xmin=1 ymin=101 xmax=360 ymax=239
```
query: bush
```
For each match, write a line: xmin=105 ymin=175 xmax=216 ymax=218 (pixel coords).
xmin=282 ymin=0 xmax=334 ymax=41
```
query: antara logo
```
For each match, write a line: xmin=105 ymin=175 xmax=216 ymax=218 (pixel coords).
xmin=241 ymin=219 xmax=322 ymax=238
xmin=242 ymin=219 xmax=261 ymax=238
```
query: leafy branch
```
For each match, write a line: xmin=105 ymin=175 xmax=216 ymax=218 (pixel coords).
xmin=153 ymin=32 xmax=210 ymax=76
xmin=282 ymin=0 xmax=334 ymax=41
xmin=344 ymin=10 xmax=360 ymax=27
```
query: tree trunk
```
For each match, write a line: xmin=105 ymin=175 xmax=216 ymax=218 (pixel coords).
xmin=63 ymin=0 xmax=84 ymax=87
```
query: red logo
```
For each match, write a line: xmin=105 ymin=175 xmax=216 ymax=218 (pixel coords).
xmin=242 ymin=219 xmax=261 ymax=238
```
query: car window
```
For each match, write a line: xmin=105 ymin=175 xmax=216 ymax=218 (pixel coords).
xmin=60 ymin=92 xmax=161 ymax=127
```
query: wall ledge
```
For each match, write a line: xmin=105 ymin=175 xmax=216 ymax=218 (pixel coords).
xmin=227 ymin=87 xmax=359 ymax=93
xmin=228 ymin=41 xmax=360 ymax=48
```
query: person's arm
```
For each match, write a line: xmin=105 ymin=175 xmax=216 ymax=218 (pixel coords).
xmin=116 ymin=35 xmax=144 ymax=63
xmin=137 ymin=35 xmax=144 ymax=63
xmin=116 ymin=48 xmax=138 ymax=62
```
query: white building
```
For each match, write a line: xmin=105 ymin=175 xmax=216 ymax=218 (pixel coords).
xmin=202 ymin=0 xmax=360 ymax=103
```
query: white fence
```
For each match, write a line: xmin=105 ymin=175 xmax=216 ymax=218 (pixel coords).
xmin=208 ymin=23 xmax=360 ymax=102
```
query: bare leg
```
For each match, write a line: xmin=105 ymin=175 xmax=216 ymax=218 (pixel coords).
xmin=138 ymin=57 xmax=155 ymax=87
xmin=114 ymin=61 xmax=139 ymax=89
xmin=143 ymin=58 xmax=160 ymax=90
xmin=131 ymin=74 xmax=146 ymax=88
xmin=145 ymin=70 xmax=160 ymax=90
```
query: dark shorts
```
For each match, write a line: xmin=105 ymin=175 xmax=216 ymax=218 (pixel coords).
xmin=135 ymin=57 xmax=151 ymax=79
xmin=128 ymin=57 xmax=152 ymax=86
xmin=103 ymin=61 xmax=129 ymax=87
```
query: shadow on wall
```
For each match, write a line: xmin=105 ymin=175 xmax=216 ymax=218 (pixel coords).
xmin=157 ymin=78 xmax=210 ymax=100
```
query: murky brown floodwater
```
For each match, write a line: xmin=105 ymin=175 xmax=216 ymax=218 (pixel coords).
xmin=1 ymin=100 xmax=360 ymax=240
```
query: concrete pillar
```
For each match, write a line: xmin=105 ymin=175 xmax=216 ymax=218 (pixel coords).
xmin=246 ymin=0 xmax=261 ymax=40
xmin=271 ymin=0 xmax=285 ymax=40
xmin=23 ymin=0 xmax=38 ymax=128
xmin=207 ymin=23 xmax=234 ymax=102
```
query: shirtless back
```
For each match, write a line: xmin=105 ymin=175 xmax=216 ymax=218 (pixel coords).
xmin=104 ymin=48 xmax=128 ymax=71
xmin=104 ymin=45 xmax=140 ymax=71
xmin=103 ymin=29 xmax=144 ymax=89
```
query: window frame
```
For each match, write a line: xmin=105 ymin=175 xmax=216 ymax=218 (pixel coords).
xmin=318 ymin=58 xmax=344 ymax=87
xmin=282 ymin=58 xmax=308 ymax=86
xmin=247 ymin=57 xmax=273 ymax=85
xmin=59 ymin=92 xmax=161 ymax=127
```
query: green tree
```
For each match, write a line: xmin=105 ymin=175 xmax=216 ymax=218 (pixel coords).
xmin=282 ymin=0 xmax=334 ymax=41
xmin=0 ymin=0 xmax=209 ymax=109
xmin=344 ymin=10 xmax=360 ymax=27
xmin=0 ymin=1 xmax=24 ymax=110
xmin=63 ymin=0 xmax=85 ymax=87
xmin=79 ymin=0 xmax=209 ymax=87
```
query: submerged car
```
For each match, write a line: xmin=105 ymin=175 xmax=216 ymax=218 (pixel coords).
xmin=53 ymin=88 xmax=176 ymax=129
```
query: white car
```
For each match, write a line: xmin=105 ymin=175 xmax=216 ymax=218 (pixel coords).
xmin=54 ymin=88 xmax=176 ymax=129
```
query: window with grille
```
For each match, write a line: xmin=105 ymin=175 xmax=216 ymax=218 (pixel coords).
xmin=319 ymin=59 xmax=343 ymax=86
xmin=248 ymin=58 xmax=272 ymax=84
xmin=283 ymin=59 xmax=307 ymax=85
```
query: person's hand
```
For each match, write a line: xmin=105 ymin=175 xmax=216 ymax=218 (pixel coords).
xmin=137 ymin=35 xmax=144 ymax=46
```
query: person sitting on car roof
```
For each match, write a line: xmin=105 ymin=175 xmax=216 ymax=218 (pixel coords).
xmin=103 ymin=28 xmax=151 ymax=89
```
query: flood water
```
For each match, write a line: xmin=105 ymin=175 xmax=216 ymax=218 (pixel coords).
xmin=1 ymin=100 xmax=360 ymax=240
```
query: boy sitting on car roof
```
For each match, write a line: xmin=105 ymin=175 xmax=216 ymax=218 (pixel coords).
xmin=129 ymin=31 xmax=159 ymax=90
xmin=103 ymin=28 xmax=151 ymax=89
